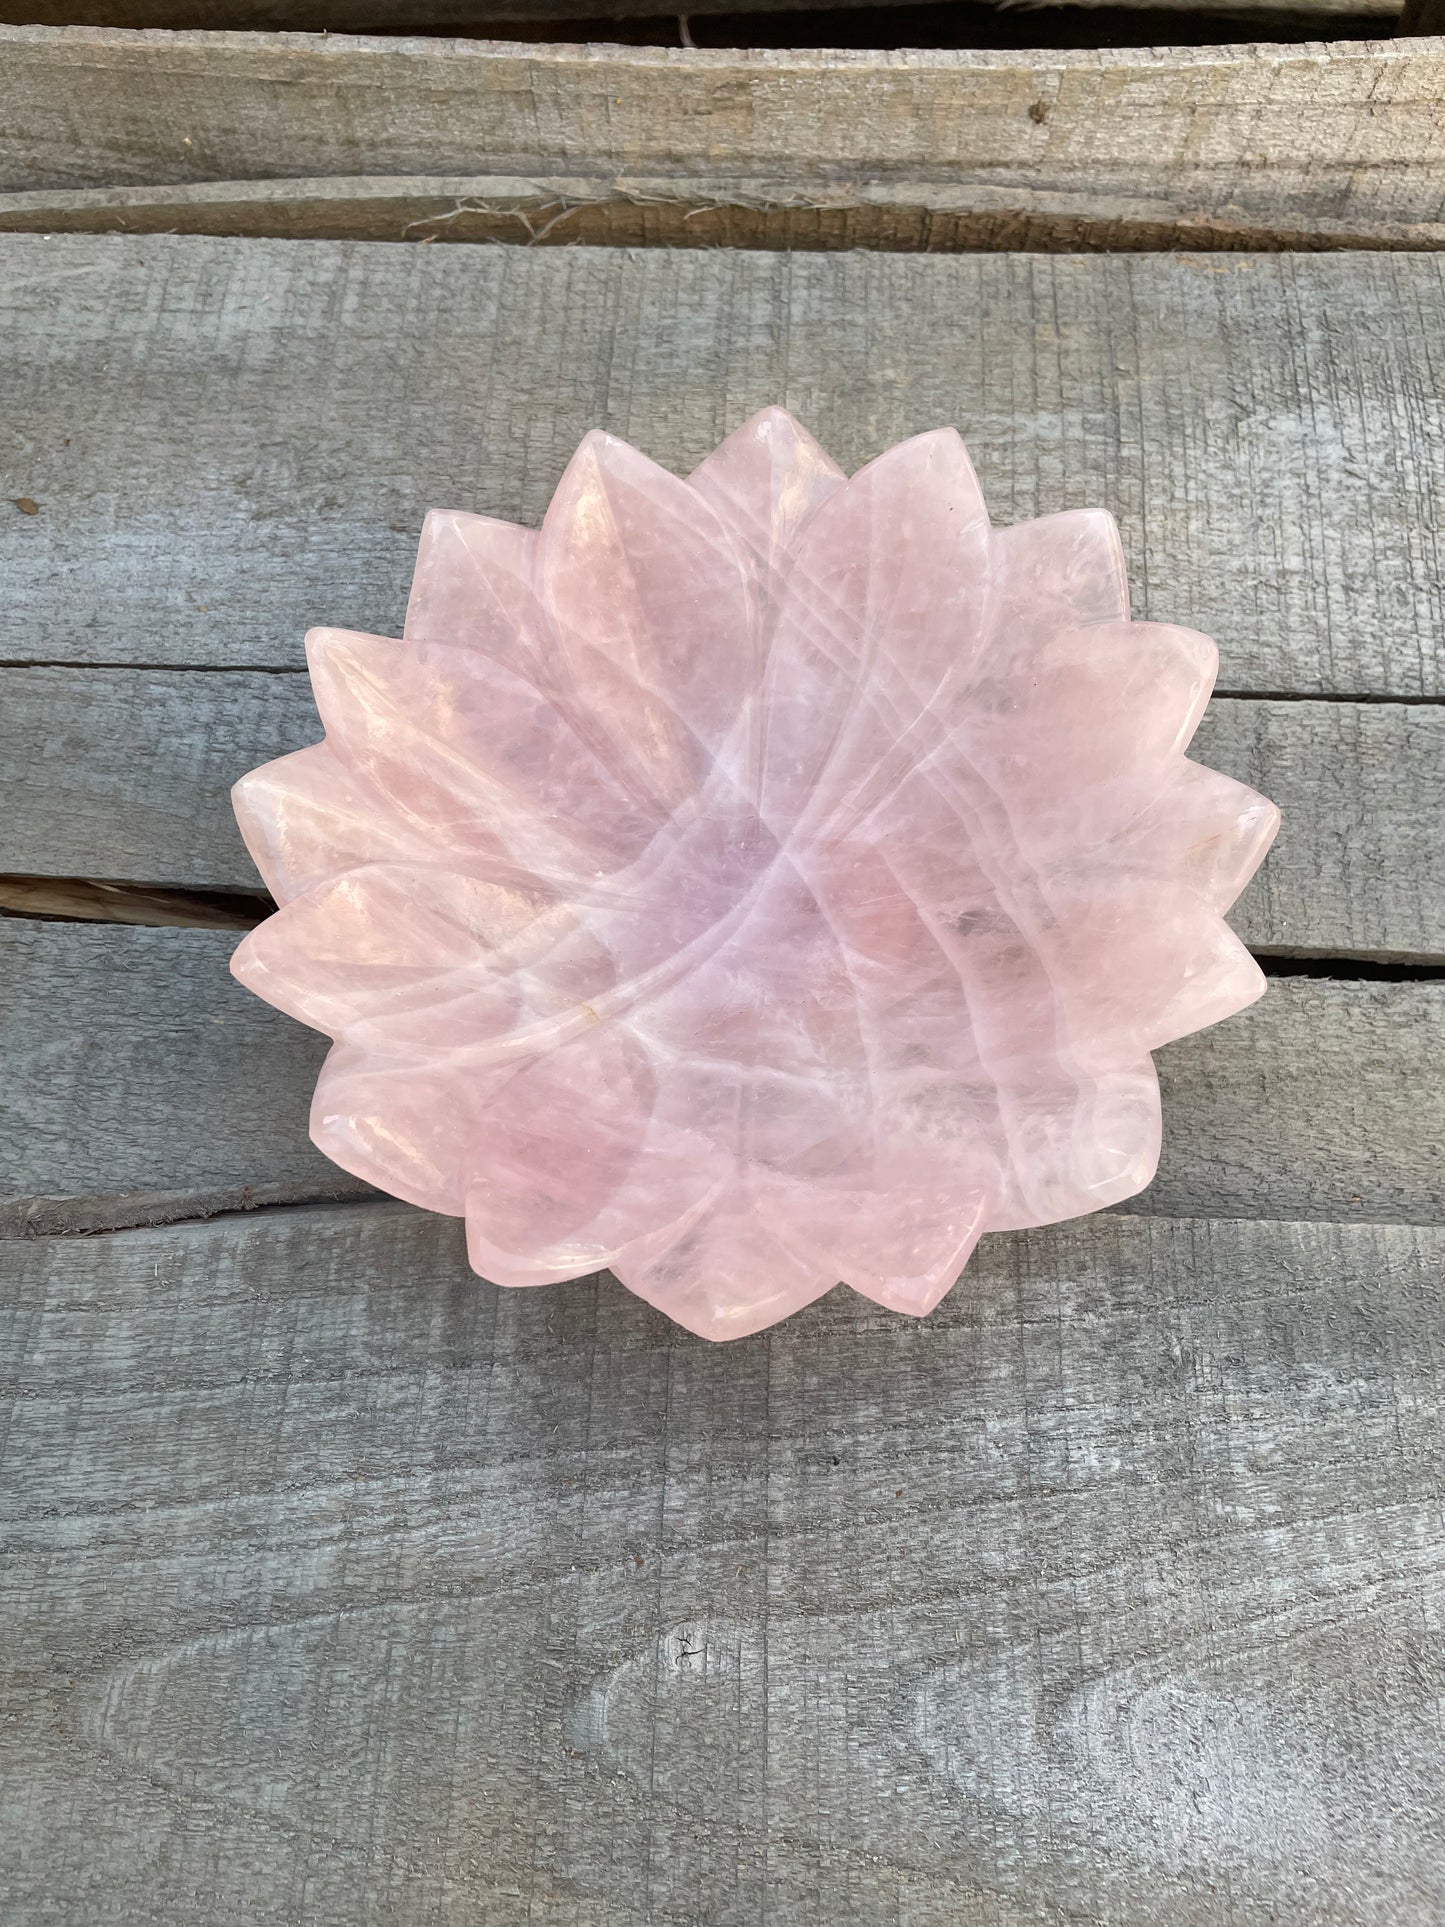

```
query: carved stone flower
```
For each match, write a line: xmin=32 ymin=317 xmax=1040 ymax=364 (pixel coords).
xmin=232 ymin=410 xmax=1278 ymax=1338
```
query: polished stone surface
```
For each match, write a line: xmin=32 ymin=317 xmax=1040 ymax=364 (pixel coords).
xmin=232 ymin=411 xmax=1278 ymax=1337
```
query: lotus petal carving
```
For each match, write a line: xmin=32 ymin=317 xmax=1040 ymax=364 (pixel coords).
xmin=232 ymin=411 xmax=1279 ymax=1338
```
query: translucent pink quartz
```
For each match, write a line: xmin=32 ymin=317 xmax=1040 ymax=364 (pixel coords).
xmin=231 ymin=411 xmax=1279 ymax=1339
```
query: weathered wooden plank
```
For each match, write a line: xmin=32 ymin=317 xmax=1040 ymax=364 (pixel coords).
xmin=1197 ymin=700 xmax=1445 ymax=963
xmin=3 ymin=667 xmax=1440 ymax=963
xmin=0 ymin=668 xmax=307 ymax=891
xmin=0 ymin=921 xmax=367 ymax=1232
xmin=2 ymin=1200 xmax=1443 ymax=1923
xmin=0 ymin=918 xmax=1439 ymax=1234
xmin=3 ymin=236 xmax=1444 ymax=698
xmin=4 ymin=28 xmax=1443 ymax=241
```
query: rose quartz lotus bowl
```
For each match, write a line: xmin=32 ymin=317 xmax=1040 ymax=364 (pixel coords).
xmin=230 ymin=409 xmax=1279 ymax=1340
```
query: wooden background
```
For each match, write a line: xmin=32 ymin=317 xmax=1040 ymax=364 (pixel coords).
xmin=2 ymin=5 xmax=1444 ymax=1922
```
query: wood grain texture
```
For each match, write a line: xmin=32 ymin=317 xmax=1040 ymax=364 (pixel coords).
xmin=1 ymin=918 xmax=1440 ymax=1235
xmin=0 ymin=921 xmax=367 ymax=1233
xmin=2 ymin=27 xmax=1444 ymax=237
xmin=3 ymin=668 xmax=1441 ymax=963
xmin=4 ymin=235 xmax=1445 ymax=698
xmin=3 ymin=1200 xmax=1443 ymax=1923
xmin=1194 ymin=700 xmax=1445 ymax=964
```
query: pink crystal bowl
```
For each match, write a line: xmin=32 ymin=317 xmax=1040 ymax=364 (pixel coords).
xmin=231 ymin=410 xmax=1279 ymax=1339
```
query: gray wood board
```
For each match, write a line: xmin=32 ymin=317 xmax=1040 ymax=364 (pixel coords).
xmin=3 ymin=1199 xmax=1444 ymax=1923
xmin=0 ymin=918 xmax=1440 ymax=1234
xmin=2 ymin=28 xmax=1443 ymax=239
xmin=4 ymin=667 xmax=1441 ymax=964
xmin=3 ymin=236 xmax=1445 ymax=698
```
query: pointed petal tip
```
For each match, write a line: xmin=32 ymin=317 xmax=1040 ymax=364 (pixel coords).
xmin=227 ymin=923 xmax=265 ymax=992
xmin=304 ymin=624 xmax=371 ymax=672
xmin=227 ymin=905 xmax=336 ymax=1031
xmin=1181 ymin=629 xmax=1220 ymax=737
xmin=1252 ymin=793 xmax=1284 ymax=853
xmin=417 ymin=505 xmax=455 ymax=542
xmin=870 ymin=423 xmax=972 ymax=464
xmin=1124 ymin=617 xmax=1218 ymax=686
xmin=304 ymin=627 xmax=367 ymax=709
xmin=609 ymin=1275 xmax=816 ymax=1344
xmin=569 ymin=425 xmax=640 ymax=472
xmin=1072 ymin=506 xmax=1129 ymax=617
xmin=230 ymin=751 xmax=315 ymax=813
xmin=229 ymin=765 xmax=274 ymax=866
xmin=1192 ymin=626 xmax=1221 ymax=683
xmin=1237 ymin=944 xmax=1270 ymax=1008
xmin=415 ymin=504 xmax=532 ymax=547
xmin=1148 ymin=917 xmax=1268 ymax=1049
xmin=737 ymin=404 xmax=806 ymax=434
xmin=607 ymin=1252 xmax=839 ymax=1342
xmin=847 ymin=424 xmax=988 ymax=515
xmin=412 ymin=505 xmax=477 ymax=564
xmin=543 ymin=426 xmax=686 ymax=523
xmin=542 ymin=428 xmax=607 ymax=504
xmin=726 ymin=405 xmax=835 ymax=459
xmin=834 ymin=1200 xmax=991 ymax=1320
xmin=230 ymin=764 xmax=262 ymax=813
xmin=463 ymin=1222 xmax=585 ymax=1292
xmin=305 ymin=626 xmax=414 ymax=697
xmin=309 ymin=1081 xmax=464 ymax=1218
xmin=1110 ymin=620 xmax=1218 ymax=751
xmin=1211 ymin=787 xmax=1282 ymax=908
xmin=848 ymin=1271 xmax=961 ymax=1320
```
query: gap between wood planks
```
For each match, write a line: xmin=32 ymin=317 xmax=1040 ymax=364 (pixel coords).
xmin=0 ymin=0 xmax=1403 ymax=45
xmin=12 ymin=183 xmax=1445 ymax=255
xmin=2 ymin=881 xmax=1439 ymax=985
xmin=387 ymin=5 xmax=1396 ymax=50
xmin=26 ymin=4 xmax=1394 ymax=47
xmin=3 ymin=665 xmax=1440 ymax=701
